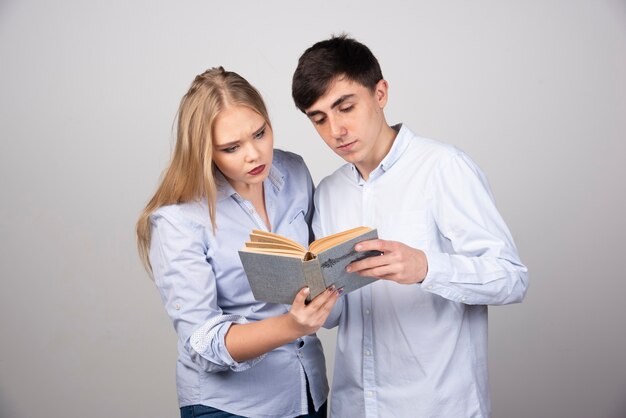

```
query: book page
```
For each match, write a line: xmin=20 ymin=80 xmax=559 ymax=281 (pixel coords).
xmin=248 ymin=230 xmax=306 ymax=252
xmin=309 ymin=226 xmax=373 ymax=254
xmin=240 ymin=247 xmax=304 ymax=257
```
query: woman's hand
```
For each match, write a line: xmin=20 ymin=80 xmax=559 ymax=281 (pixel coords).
xmin=225 ymin=286 xmax=341 ymax=362
xmin=287 ymin=286 xmax=341 ymax=335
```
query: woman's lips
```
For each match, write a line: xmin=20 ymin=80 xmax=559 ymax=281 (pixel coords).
xmin=248 ymin=164 xmax=266 ymax=175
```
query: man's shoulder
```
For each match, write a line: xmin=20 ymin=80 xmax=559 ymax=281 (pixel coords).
xmin=317 ymin=163 xmax=353 ymax=191
xmin=404 ymin=130 xmax=463 ymax=161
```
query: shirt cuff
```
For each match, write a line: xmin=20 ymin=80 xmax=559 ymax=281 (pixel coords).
xmin=190 ymin=314 xmax=267 ymax=372
xmin=420 ymin=250 xmax=465 ymax=303
xmin=422 ymin=250 xmax=452 ymax=285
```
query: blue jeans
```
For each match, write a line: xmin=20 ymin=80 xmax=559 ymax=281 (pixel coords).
xmin=179 ymin=404 xmax=246 ymax=418
xmin=180 ymin=401 xmax=327 ymax=418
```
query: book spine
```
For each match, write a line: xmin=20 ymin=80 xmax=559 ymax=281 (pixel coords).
xmin=301 ymin=259 xmax=327 ymax=302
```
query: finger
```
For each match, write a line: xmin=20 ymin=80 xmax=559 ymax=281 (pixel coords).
xmin=316 ymin=287 xmax=341 ymax=312
xmin=291 ymin=287 xmax=310 ymax=306
xmin=356 ymin=264 xmax=398 ymax=279
xmin=354 ymin=239 xmax=392 ymax=253
xmin=347 ymin=253 xmax=391 ymax=273
xmin=320 ymin=290 xmax=341 ymax=312
xmin=307 ymin=286 xmax=336 ymax=309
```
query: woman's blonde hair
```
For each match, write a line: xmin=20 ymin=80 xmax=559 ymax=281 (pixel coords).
xmin=136 ymin=67 xmax=271 ymax=275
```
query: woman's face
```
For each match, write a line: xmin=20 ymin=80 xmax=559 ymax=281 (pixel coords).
xmin=212 ymin=105 xmax=273 ymax=193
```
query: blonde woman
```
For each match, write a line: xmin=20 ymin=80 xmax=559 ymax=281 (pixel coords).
xmin=137 ymin=67 xmax=339 ymax=418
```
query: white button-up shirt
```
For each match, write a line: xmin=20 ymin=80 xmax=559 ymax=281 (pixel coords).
xmin=313 ymin=124 xmax=528 ymax=418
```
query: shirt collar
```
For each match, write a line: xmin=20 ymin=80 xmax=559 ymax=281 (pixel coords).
xmin=350 ymin=123 xmax=411 ymax=183
xmin=216 ymin=162 xmax=286 ymax=201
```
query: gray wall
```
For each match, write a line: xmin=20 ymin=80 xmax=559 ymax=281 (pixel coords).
xmin=1 ymin=1 xmax=625 ymax=417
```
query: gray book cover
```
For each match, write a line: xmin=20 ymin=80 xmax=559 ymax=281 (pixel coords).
xmin=239 ymin=229 xmax=380 ymax=304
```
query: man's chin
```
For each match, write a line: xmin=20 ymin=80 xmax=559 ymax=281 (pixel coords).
xmin=333 ymin=148 xmax=361 ymax=162
xmin=333 ymin=151 xmax=352 ymax=161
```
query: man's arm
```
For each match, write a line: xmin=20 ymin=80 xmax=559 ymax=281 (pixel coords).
xmin=349 ymin=151 xmax=528 ymax=306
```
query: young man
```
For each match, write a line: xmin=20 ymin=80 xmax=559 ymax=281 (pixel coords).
xmin=292 ymin=35 xmax=529 ymax=418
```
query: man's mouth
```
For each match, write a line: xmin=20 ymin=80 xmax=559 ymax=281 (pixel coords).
xmin=337 ymin=140 xmax=357 ymax=151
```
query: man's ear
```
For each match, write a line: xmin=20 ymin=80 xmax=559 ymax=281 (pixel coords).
xmin=375 ymin=79 xmax=389 ymax=108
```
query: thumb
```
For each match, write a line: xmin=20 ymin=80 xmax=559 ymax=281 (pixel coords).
xmin=292 ymin=287 xmax=310 ymax=306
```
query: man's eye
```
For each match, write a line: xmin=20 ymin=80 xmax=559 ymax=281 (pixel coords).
xmin=313 ymin=117 xmax=326 ymax=126
xmin=339 ymin=105 xmax=354 ymax=113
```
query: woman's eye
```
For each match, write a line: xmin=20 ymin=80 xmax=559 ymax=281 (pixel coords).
xmin=222 ymin=145 xmax=239 ymax=153
xmin=253 ymin=128 xmax=266 ymax=140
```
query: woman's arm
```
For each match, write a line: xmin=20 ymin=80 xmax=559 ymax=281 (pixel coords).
xmin=225 ymin=286 xmax=340 ymax=362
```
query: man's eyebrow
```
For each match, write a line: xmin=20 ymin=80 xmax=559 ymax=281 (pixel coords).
xmin=330 ymin=94 xmax=354 ymax=109
xmin=305 ymin=109 xmax=324 ymax=118
xmin=305 ymin=94 xmax=355 ymax=118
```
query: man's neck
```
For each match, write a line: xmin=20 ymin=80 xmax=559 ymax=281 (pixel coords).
xmin=355 ymin=123 xmax=398 ymax=181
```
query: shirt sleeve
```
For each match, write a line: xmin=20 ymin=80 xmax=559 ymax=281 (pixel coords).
xmin=421 ymin=151 xmax=529 ymax=305
xmin=149 ymin=208 xmax=265 ymax=372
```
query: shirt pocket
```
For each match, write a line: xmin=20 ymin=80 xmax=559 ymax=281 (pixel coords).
xmin=288 ymin=209 xmax=306 ymax=224
xmin=378 ymin=208 xmax=433 ymax=249
xmin=280 ymin=209 xmax=309 ymax=247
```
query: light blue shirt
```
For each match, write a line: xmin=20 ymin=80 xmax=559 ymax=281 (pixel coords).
xmin=314 ymin=124 xmax=529 ymax=418
xmin=149 ymin=150 xmax=328 ymax=417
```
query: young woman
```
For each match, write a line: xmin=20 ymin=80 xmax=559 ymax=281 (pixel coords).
xmin=136 ymin=67 xmax=339 ymax=418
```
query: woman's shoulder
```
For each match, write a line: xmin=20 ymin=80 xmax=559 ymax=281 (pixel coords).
xmin=150 ymin=200 xmax=210 ymax=231
xmin=272 ymin=149 xmax=307 ymax=170
xmin=272 ymin=149 xmax=310 ymax=182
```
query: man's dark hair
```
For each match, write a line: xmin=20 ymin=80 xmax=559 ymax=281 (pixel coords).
xmin=292 ymin=34 xmax=383 ymax=112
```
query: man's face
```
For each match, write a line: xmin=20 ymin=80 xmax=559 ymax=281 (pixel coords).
xmin=304 ymin=76 xmax=389 ymax=171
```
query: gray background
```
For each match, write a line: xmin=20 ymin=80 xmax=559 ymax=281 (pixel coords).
xmin=1 ymin=1 xmax=625 ymax=417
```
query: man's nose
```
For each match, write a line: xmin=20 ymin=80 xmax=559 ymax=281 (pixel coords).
xmin=328 ymin=117 xmax=346 ymax=139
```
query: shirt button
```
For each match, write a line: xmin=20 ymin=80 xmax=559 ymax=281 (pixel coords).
xmin=427 ymin=285 xmax=433 ymax=290
xmin=365 ymin=309 xmax=370 ymax=315
xmin=364 ymin=350 xmax=371 ymax=356
xmin=174 ymin=303 xmax=181 ymax=310
xmin=461 ymin=297 xmax=467 ymax=302
xmin=366 ymin=391 xmax=374 ymax=398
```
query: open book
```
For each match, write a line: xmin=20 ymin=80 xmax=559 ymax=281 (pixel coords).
xmin=239 ymin=226 xmax=381 ymax=304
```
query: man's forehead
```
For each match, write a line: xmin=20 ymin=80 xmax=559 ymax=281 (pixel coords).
xmin=323 ymin=75 xmax=357 ymax=97
xmin=308 ymin=77 xmax=361 ymax=111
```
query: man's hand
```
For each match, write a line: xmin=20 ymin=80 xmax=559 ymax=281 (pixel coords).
xmin=346 ymin=239 xmax=428 ymax=284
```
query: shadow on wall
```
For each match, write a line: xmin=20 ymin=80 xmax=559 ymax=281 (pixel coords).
xmin=0 ymin=389 xmax=17 ymax=418
xmin=0 ymin=0 xmax=19 ymax=19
